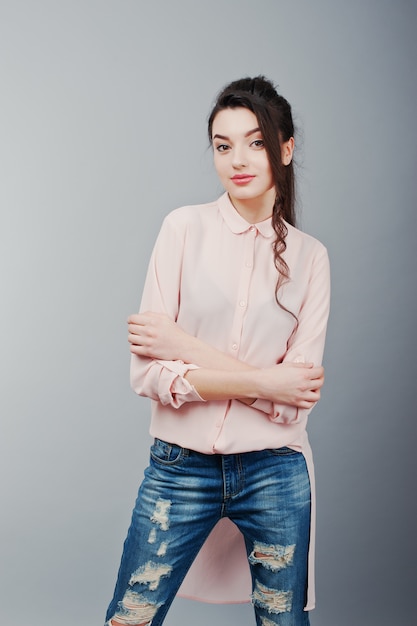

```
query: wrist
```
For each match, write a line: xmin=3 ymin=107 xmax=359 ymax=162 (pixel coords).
xmin=251 ymin=369 xmax=264 ymax=400
xmin=180 ymin=334 xmax=205 ymax=365
xmin=239 ymin=369 xmax=261 ymax=400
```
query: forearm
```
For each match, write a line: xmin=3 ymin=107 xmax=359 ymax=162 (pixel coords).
xmin=182 ymin=341 xmax=259 ymax=405
xmin=185 ymin=363 xmax=323 ymax=408
xmin=184 ymin=367 xmax=258 ymax=401
xmin=180 ymin=334 xmax=254 ymax=372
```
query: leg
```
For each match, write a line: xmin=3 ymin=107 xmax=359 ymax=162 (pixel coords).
xmin=229 ymin=448 xmax=311 ymax=626
xmin=105 ymin=439 xmax=222 ymax=626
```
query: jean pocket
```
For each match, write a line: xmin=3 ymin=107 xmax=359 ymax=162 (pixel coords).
xmin=269 ymin=446 xmax=301 ymax=456
xmin=150 ymin=438 xmax=188 ymax=465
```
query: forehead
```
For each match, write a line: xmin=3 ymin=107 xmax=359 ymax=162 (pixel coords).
xmin=211 ymin=107 xmax=259 ymax=137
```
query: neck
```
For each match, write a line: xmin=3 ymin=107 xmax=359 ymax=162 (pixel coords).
xmin=228 ymin=188 xmax=276 ymax=224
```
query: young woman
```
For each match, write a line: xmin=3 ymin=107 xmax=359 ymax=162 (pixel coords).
xmin=105 ymin=76 xmax=330 ymax=626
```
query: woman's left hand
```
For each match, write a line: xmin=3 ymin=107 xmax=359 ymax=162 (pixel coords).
xmin=128 ymin=311 xmax=190 ymax=361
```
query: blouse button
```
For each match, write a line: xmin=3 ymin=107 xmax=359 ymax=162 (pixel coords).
xmin=239 ymin=300 xmax=246 ymax=307
xmin=245 ymin=261 xmax=252 ymax=268
xmin=232 ymin=343 xmax=238 ymax=350
xmin=249 ymin=226 xmax=256 ymax=232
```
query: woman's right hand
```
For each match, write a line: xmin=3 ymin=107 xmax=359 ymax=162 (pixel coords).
xmin=254 ymin=362 xmax=324 ymax=408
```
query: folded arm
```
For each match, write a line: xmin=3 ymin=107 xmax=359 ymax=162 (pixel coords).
xmin=128 ymin=311 xmax=324 ymax=409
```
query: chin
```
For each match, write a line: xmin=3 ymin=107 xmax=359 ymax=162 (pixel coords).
xmin=232 ymin=190 xmax=263 ymax=202
xmin=227 ymin=186 xmax=259 ymax=199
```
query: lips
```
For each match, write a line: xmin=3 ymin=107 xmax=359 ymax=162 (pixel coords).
xmin=231 ymin=175 xmax=255 ymax=185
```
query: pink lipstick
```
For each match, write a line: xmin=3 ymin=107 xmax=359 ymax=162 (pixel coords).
xmin=231 ymin=174 xmax=255 ymax=185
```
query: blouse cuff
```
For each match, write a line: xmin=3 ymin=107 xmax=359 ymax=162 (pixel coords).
xmin=251 ymin=398 xmax=274 ymax=415
xmin=156 ymin=360 xmax=205 ymax=408
xmin=269 ymin=404 xmax=299 ymax=424
xmin=251 ymin=398 xmax=299 ymax=424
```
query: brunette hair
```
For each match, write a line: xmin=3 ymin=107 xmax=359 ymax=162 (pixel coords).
xmin=208 ymin=76 xmax=296 ymax=313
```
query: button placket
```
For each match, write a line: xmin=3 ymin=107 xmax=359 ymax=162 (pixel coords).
xmin=229 ymin=227 xmax=256 ymax=353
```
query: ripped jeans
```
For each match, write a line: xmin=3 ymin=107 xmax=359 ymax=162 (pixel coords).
xmin=105 ymin=439 xmax=311 ymax=626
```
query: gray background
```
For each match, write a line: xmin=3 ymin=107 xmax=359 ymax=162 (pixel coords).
xmin=1 ymin=1 xmax=416 ymax=624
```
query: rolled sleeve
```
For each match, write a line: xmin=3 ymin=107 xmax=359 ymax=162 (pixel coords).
xmin=131 ymin=355 xmax=204 ymax=408
xmin=250 ymin=398 xmax=299 ymax=423
xmin=156 ymin=360 xmax=204 ymax=407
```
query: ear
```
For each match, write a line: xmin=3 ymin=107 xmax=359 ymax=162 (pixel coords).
xmin=281 ymin=137 xmax=294 ymax=166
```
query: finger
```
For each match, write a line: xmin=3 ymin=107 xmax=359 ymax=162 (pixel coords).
xmin=299 ymin=400 xmax=315 ymax=409
xmin=127 ymin=323 xmax=146 ymax=336
xmin=309 ymin=388 xmax=321 ymax=400
xmin=306 ymin=366 xmax=324 ymax=380
xmin=127 ymin=313 xmax=153 ymax=325
xmin=127 ymin=313 xmax=141 ymax=324
xmin=127 ymin=316 xmax=159 ymax=335
xmin=130 ymin=344 xmax=151 ymax=356
xmin=299 ymin=392 xmax=320 ymax=408
xmin=128 ymin=332 xmax=149 ymax=346
xmin=128 ymin=333 xmax=140 ymax=345
xmin=306 ymin=378 xmax=324 ymax=392
xmin=130 ymin=343 xmax=153 ymax=357
xmin=127 ymin=324 xmax=145 ymax=337
xmin=309 ymin=373 xmax=324 ymax=386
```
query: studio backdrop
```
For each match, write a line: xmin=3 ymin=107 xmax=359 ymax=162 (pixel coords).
xmin=1 ymin=1 xmax=416 ymax=625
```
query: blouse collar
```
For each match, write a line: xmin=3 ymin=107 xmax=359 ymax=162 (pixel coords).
xmin=217 ymin=192 xmax=275 ymax=239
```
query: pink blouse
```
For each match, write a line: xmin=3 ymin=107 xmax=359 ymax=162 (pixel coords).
xmin=130 ymin=192 xmax=330 ymax=610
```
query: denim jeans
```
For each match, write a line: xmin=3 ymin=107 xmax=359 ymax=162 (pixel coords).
xmin=105 ymin=438 xmax=311 ymax=626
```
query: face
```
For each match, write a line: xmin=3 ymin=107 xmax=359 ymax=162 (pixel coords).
xmin=211 ymin=107 xmax=276 ymax=221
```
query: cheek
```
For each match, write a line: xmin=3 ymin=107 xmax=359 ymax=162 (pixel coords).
xmin=213 ymin=157 xmax=227 ymax=181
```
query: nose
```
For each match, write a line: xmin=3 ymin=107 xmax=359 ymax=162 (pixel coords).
xmin=231 ymin=146 xmax=248 ymax=169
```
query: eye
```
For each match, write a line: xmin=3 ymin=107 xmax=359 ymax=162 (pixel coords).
xmin=215 ymin=143 xmax=230 ymax=152
xmin=251 ymin=139 xmax=265 ymax=148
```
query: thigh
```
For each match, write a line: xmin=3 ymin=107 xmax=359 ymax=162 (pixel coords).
xmin=105 ymin=439 xmax=222 ymax=626
xmin=231 ymin=448 xmax=311 ymax=626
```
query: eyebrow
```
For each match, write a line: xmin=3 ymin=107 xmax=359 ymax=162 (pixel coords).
xmin=212 ymin=127 xmax=261 ymax=141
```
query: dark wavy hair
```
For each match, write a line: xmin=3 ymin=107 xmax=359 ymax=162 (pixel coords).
xmin=208 ymin=76 xmax=296 ymax=314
